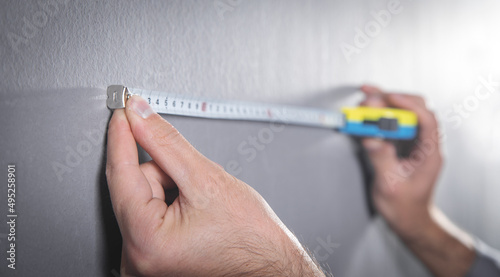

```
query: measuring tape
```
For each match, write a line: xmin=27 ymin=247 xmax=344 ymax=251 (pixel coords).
xmin=107 ymin=85 xmax=417 ymax=140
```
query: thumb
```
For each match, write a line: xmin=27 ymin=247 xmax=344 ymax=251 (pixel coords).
xmin=124 ymin=95 xmax=217 ymax=191
xmin=363 ymin=138 xmax=401 ymax=188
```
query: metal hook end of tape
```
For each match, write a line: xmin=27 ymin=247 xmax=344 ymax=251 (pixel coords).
xmin=107 ymin=85 xmax=130 ymax=110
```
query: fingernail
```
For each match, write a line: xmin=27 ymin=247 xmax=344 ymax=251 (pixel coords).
xmin=129 ymin=95 xmax=155 ymax=119
xmin=363 ymin=138 xmax=384 ymax=151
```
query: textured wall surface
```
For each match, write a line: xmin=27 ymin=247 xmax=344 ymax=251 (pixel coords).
xmin=1 ymin=0 xmax=500 ymax=276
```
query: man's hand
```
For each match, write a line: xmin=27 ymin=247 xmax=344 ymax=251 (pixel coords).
xmin=360 ymin=85 xmax=442 ymax=240
xmin=106 ymin=95 xmax=325 ymax=277
xmin=360 ymin=85 xmax=476 ymax=277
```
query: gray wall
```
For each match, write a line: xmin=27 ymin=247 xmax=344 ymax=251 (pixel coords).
xmin=1 ymin=0 xmax=500 ymax=276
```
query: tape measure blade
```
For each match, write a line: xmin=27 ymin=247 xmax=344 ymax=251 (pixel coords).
xmin=126 ymin=87 xmax=343 ymax=129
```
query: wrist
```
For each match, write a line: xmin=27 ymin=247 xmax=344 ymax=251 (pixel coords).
xmin=386 ymin=206 xmax=435 ymax=243
xmin=395 ymin=210 xmax=477 ymax=277
xmin=399 ymin=215 xmax=442 ymax=247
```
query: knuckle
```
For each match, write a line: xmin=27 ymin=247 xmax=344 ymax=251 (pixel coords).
xmin=206 ymin=168 xmax=233 ymax=189
xmin=201 ymin=168 xmax=241 ymax=200
xmin=152 ymin=122 xmax=184 ymax=148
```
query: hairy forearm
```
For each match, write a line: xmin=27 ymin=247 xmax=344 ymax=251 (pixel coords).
xmin=207 ymin=230 xmax=327 ymax=277
xmin=286 ymin=246 xmax=327 ymax=277
xmin=398 ymin=208 xmax=476 ymax=277
xmin=240 ymin=237 xmax=326 ymax=277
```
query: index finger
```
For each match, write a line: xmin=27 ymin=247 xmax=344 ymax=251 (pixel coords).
xmin=124 ymin=96 xmax=220 ymax=191
xmin=360 ymin=85 xmax=387 ymax=107
xmin=106 ymin=109 xmax=155 ymax=221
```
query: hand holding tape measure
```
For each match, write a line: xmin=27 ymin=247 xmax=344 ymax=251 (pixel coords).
xmin=107 ymin=85 xmax=418 ymax=140
xmin=105 ymin=92 xmax=329 ymax=276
